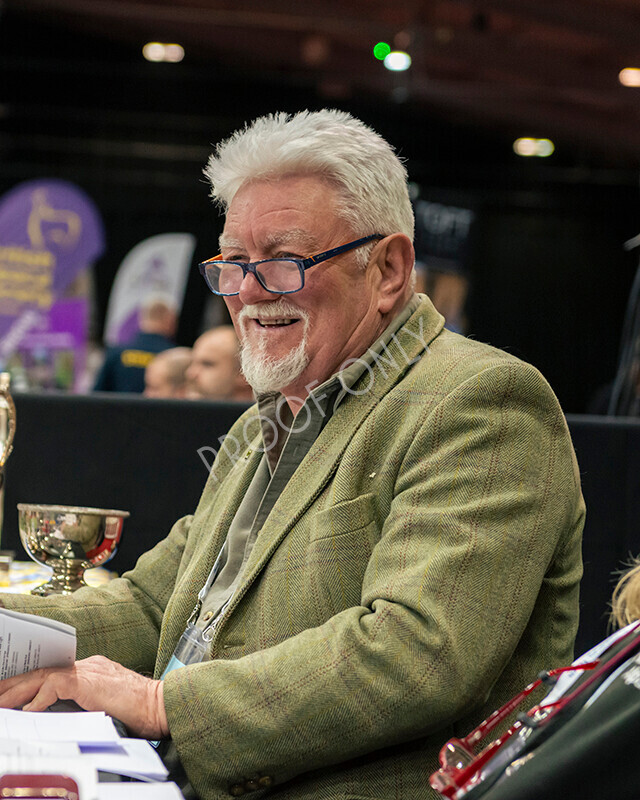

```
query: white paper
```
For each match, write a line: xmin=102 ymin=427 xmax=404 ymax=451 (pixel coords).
xmin=0 ymin=737 xmax=80 ymax=757
xmin=0 ymin=608 xmax=76 ymax=678
xmin=541 ymin=619 xmax=640 ymax=707
xmin=0 ymin=708 xmax=121 ymax=744
xmin=80 ymin=738 xmax=169 ymax=781
xmin=97 ymin=782 xmax=185 ymax=800
xmin=0 ymin=606 xmax=169 ymax=792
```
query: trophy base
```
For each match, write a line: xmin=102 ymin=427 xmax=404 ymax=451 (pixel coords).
xmin=30 ymin=562 xmax=90 ymax=596
xmin=30 ymin=580 xmax=88 ymax=596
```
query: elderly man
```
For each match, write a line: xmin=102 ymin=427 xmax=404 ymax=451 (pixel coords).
xmin=185 ymin=325 xmax=253 ymax=402
xmin=0 ymin=110 xmax=584 ymax=800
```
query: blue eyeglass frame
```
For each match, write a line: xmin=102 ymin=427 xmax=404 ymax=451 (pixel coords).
xmin=198 ymin=234 xmax=384 ymax=296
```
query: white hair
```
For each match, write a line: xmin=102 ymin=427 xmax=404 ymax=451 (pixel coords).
xmin=203 ymin=110 xmax=415 ymax=252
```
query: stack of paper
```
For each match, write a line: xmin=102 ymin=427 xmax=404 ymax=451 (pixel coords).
xmin=0 ymin=709 xmax=118 ymax=743
xmin=0 ymin=710 xmax=171 ymax=798
xmin=0 ymin=609 xmax=176 ymax=797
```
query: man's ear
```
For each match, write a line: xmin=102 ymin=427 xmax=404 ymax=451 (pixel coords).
xmin=371 ymin=234 xmax=415 ymax=315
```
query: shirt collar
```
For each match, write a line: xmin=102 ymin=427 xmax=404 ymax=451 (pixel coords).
xmin=256 ymin=293 xmax=422 ymax=422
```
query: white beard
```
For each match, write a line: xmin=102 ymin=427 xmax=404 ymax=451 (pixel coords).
xmin=238 ymin=300 xmax=310 ymax=395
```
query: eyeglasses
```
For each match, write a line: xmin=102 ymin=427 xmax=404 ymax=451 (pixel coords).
xmin=198 ymin=234 xmax=384 ymax=296
xmin=429 ymin=618 xmax=640 ymax=799
xmin=429 ymin=661 xmax=600 ymax=799
xmin=429 ymin=621 xmax=640 ymax=800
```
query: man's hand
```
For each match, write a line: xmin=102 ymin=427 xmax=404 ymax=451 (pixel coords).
xmin=0 ymin=656 xmax=169 ymax=739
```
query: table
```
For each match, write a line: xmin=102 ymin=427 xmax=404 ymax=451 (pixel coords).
xmin=1 ymin=561 xmax=116 ymax=594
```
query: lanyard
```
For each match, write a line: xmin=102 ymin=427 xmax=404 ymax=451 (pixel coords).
xmin=162 ymin=539 xmax=230 ymax=679
xmin=186 ymin=539 xmax=229 ymax=636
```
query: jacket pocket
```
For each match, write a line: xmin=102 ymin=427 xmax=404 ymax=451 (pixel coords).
xmin=306 ymin=493 xmax=379 ymax=613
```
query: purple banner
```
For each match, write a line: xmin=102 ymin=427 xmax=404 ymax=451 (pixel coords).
xmin=14 ymin=299 xmax=89 ymax=391
xmin=0 ymin=179 xmax=104 ymax=389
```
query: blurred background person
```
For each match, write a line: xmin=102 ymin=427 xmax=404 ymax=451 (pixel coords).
xmin=144 ymin=347 xmax=192 ymax=399
xmin=185 ymin=325 xmax=253 ymax=402
xmin=93 ymin=296 xmax=178 ymax=394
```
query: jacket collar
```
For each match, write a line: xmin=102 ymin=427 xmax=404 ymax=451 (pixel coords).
xmin=218 ymin=294 xmax=445 ymax=614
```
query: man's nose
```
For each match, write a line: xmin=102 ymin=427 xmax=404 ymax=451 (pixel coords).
xmin=186 ymin=363 xmax=198 ymax=380
xmin=237 ymin=271 xmax=280 ymax=304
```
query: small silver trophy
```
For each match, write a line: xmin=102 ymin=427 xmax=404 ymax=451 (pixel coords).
xmin=17 ymin=504 xmax=129 ymax=595
xmin=0 ymin=372 xmax=17 ymax=546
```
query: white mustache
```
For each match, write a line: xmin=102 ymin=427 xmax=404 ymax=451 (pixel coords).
xmin=238 ymin=300 xmax=309 ymax=325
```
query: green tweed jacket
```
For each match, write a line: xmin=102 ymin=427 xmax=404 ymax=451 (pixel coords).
xmin=1 ymin=295 xmax=585 ymax=800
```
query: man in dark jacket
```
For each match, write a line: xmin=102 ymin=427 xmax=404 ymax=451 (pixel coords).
xmin=94 ymin=297 xmax=177 ymax=393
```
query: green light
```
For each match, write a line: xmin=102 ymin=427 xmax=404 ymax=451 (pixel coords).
xmin=373 ymin=42 xmax=391 ymax=60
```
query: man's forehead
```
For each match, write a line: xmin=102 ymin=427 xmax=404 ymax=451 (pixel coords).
xmin=219 ymin=228 xmax=320 ymax=252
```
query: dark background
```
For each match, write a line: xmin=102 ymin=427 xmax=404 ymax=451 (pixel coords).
xmin=1 ymin=6 xmax=640 ymax=412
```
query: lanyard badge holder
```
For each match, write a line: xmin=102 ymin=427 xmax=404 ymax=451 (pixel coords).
xmin=151 ymin=551 xmax=227 ymax=749
xmin=162 ymin=613 xmax=210 ymax=677
xmin=162 ymin=541 xmax=228 ymax=679
xmin=161 ymin=595 xmax=231 ymax=677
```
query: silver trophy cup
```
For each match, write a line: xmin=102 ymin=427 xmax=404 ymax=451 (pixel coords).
xmin=17 ymin=504 xmax=129 ymax=595
xmin=0 ymin=372 xmax=17 ymax=545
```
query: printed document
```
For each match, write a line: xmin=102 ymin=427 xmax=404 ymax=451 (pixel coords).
xmin=0 ymin=610 xmax=171 ymax=789
xmin=0 ymin=608 xmax=76 ymax=678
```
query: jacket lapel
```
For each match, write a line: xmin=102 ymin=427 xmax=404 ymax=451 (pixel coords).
xmin=230 ymin=296 xmax=445 ymax=603
xmin=157 ymin=295 xmax=445 ymax=664
xmin=155 ymin=445 xmax=264 ymax=672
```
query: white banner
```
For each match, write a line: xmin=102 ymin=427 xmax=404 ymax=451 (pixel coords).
xmin=104 ymin=232 xmax=196 ymax=345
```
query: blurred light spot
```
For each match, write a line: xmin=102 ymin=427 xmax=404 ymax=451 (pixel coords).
xmin=301 ymin=35 xmax=329 ymax=66
xmin=143 ymin=42 xmax=184 ymax=63
xmin=536 ymin=138 xmax=555 ymax=157
xmin=514 ymin=138 xmax=537 ymax=156
xmin=143 ymin=42 xmax=165 ymax=62
xmin=164 ymin=44 xmax=185 ymax=63
xmin=619 ymin=67 xmax=640 ymax=87
xmin=384 ymin=51 xmax=411 ymax=71
xmin=394 ymin=30 xmax=412 ymax=49
xmin=373 ymin=42 xmax=391 ymax=60
xmin=513 ymin=137 xmax=555 ymax=157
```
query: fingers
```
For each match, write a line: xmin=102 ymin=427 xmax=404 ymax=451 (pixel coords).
xmin=0 ymin=658 xmax=169 ymax=739
xmin=0 ymin=667 xmax=56 ymax=710
xmin=23 ymin=680 xmax=61 ymax=711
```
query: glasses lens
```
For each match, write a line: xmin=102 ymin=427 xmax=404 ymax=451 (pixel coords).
xmin=257 ymin=260 xmax=303 ymax=293
xmin=441 ymin=740 xmax=475 ymax=770
xmin=206 ymin=262 xmax=244 ymax=295
xmin=203 ymin=259 xmax=304 ymax=295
